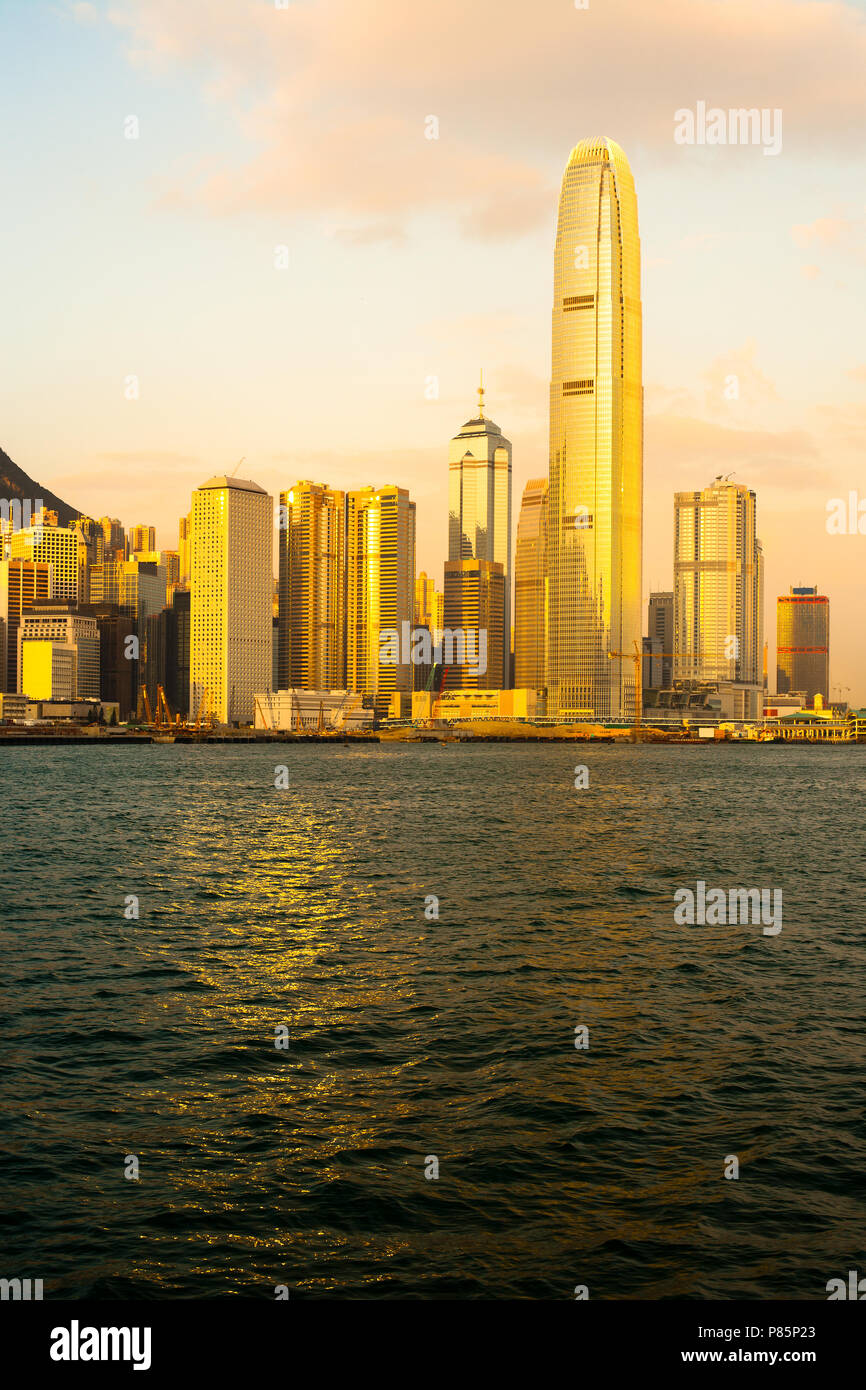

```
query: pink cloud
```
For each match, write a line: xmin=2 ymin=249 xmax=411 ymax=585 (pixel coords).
xmin=98 ymin=0 xmax=866 ymax=240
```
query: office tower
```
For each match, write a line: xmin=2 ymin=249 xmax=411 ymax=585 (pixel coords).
xmin=546 ymin=138 xmax=643 ymax=721
xmin=776 ymin=586 xmax=829 ymax=703
xmin=100 ymin=517 xmax=126 ymax=558
xmin=647 ymin=591 xmax=674 ymax=689
xmin=129 ymin=525 xmax=156 ymax=556
xmin=0 ymin=558 xmax=53 ymax=691
xmin=178 ymin=514 xmax=192 ymax=586
xmin=674 ymin=478 xmax=763 ymax=685
xmin=514 ymin=478 xmax=548 ymax=691
xmin=18 ymin=603 xmax=99 ymax=698
xmin=443 ymin=558 xmax=505 ymax=690
xmin=10 ymin=523 xmax=79 ymax=602
xmin=166 ymin=588 xmax=190 ymax=719
xmin=190 ymin=474 xmax=272 ymax=725
xmin=85 ymin=604 xmax=136 ymax=718
xmin=119 ymin=558 xmax=167 ymax=625
xmin=278 ymin=482 xmax=346 ymax=691
xmin=448 ymin=381 xmax=512 ymax=685
xmin=89 ymin=560 xmax=122 ymax=607
xmin=346 ymin=485 xmax=415 ymax=717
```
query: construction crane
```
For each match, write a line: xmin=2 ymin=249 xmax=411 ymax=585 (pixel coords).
xmin=254 ymin=694 xmax=271 ymax=731
xmin=607 ymin=640 xmax=677 ymax=741
xmin=138 ymin=683 xmax=154 ymax=727
xmin=193 ymin=686 xmax=213 ymax=731
xmin=156 ymin=684 xmax=178 ymax=729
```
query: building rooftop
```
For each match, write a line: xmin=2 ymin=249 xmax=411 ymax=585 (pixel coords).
xmin=198 ymin=476 xmax=267 ymax=494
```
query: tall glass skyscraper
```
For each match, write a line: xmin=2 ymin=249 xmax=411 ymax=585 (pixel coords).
xmin=547 ymin=138 xmax=642 ymax=721
xmin=448 ymin=383 xmax=512 ymax=687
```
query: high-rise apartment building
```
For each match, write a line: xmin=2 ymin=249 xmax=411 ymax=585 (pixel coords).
xmin=100 ymin=517 xmax=126 ymax=558
xmin=0 ymin=558 xmax=53 ymax=692
xmin=346 ymin=485 xmax=415 ymax=717
xmin=674 ymin=478 xmax=763 ymax=687
xmin=448 ymin=383 xmax=512 ymax=686
xmin=278 ymin=482 xmax=346 ymax=691
xmin=190 ymin=475 xmax=272 ymax=725
xmin=129 ymin=525 xmax=156 ymax=556
xmin=546 ymin=139 xmax=643 ymax=721
xmin=513 ymin=478 xmax=548 ymax=692
xmin=776 ymin=586 xmax=829 ymax=703
xmin=10 ymin=523 xmax=79 ymax=602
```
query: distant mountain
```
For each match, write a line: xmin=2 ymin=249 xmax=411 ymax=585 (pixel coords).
xmin=0 ymin=445 xmax=89 ymax=528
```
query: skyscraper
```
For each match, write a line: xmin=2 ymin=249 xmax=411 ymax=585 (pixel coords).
xmin=448 ymin=381 xmax=512 ymax=686
xmin=546 ymin=138 xmax=643 ymax=721
xmin=674 ymin=478 xmax=763 ymax=687
xmin=776 ymin=586 xmax=829 ymax=703
xmin=190 ymin=475 xmax=272 ymax=725
xmin=346 ymin=485 xmax=415 ymax=717
xmin=278 ymin=482 xmax=346 ymax=691
xmin=513 ymin=478 xmax=548 ymax=692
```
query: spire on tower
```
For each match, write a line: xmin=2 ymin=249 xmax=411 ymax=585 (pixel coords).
xmin=477 ymin=369 xmax=485 ymax=420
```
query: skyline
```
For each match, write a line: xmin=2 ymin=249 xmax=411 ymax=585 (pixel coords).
xmin=0 ymin=0 xmax=864 ymax=698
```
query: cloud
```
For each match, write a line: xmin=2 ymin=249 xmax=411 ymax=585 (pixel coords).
xmin=95 ymin=0 xmax=866 ymax=241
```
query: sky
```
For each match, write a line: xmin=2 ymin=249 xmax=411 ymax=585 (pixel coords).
xmin=0 ymin=0 xmax=864 ymax=699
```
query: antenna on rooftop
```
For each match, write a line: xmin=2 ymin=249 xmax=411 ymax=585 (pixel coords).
xmin=230 ymin=456 xmax=245 ymax=478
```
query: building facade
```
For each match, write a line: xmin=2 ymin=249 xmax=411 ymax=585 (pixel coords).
xmin=646 ymin=591 xmax=674 ymax=689
xmin=18 ymin=603 xmax=99 ymax=699
xmin=10 ymin=523 xmax=79 ymax=602
xmin=443 ymin=558 xmax=505 ymax=690
xmin=546 ymin=138 xmax=643 ymax=721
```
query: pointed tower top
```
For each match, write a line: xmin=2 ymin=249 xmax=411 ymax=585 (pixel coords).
xmin=477 ymin=369 xmax=485 ymax=420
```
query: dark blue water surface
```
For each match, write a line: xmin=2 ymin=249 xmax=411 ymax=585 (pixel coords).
xmin=1 ymin=742 xmax=864 ymax=1299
